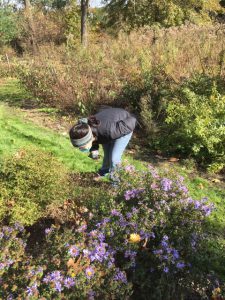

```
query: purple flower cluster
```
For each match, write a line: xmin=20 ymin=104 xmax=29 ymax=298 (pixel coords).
xmin=124 ymin=188 xmax=144 ymax=201
xmin=148 ymin=165 xmax=160 ymax=178
xmin=182 ymin=197 xmax=215 ymax=216
xmin=28 ymin=266 xmax=43 ymax=278
xmin=0 ymin=259 xmax=14 ymax=271
xmin=43 ymin=271 xmax=75 ymax=292
xmin=124 ymin=250 xmax=137 ymax=266
xmin=124 ymin=165 xmax=136 ymax=173
xmin=113 ymin=269 xmax=127 ymax=283
xmin=26 ymin=282 xmax=38 ymax=297
xmin=161 ymin=178 xmax=173 ymax=192
xmin=152 ymin=236 xmax=187 ymax=273
xmin=111 ymin=209 xmax=122 ymax=217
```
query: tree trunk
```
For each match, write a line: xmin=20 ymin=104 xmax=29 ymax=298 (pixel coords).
xmin=24 ymin=0 xmax=38 ymax=54
xmin=81 ymin=0 xmax=89 ymax=47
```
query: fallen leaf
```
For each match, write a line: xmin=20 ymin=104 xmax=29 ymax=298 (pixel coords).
xmin=169 ymin=157 xmax=179 ymax=162
xmin=211 ymin=178 xmax=221 ymax=183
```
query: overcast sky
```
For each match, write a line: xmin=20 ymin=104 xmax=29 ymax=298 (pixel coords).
xmin=90 ymin=0 xmax=103 ymax=7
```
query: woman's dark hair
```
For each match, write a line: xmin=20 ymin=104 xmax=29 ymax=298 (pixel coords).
xmin=69 ymin=116 xmax=100 ymax=140
xmin=69 ymin=123 xmax=89 ymax=140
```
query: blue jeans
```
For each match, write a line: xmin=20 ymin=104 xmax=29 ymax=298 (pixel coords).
xmin=99 ymin=132 xmax=133 ymax=176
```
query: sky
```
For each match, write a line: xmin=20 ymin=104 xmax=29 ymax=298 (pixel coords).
xmin=90 ymin=0 xmax=103 ymax=7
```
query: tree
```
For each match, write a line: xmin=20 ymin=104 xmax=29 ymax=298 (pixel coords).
xmin=23 ymin=0 xmax=38 ymax=53
xmin=81 ymin=0 xmax=89 ymax=46
xmin=103 ymin=0 xmax=225 ymax=30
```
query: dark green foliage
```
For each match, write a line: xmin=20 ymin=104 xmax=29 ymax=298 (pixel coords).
xmin=0 ymin=8 xmax=21 ymax=45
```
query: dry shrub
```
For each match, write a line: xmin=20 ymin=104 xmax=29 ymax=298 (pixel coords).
xmin=16 ymin=23 xmax=225 ymax=112
xmin=17 ymin=9 xmax=66 ymax=53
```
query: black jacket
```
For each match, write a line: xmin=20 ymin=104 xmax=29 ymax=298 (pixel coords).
xmin=90 ymin=107 xmax=137 ymax=150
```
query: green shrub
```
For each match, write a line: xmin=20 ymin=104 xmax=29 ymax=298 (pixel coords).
xmin=0 ymin=148 xmax=70 ymax=225
xmin=164 ymin=78 xmax=225 ymax=172
xmin=0 ymin=8 xmax=21 ymax=46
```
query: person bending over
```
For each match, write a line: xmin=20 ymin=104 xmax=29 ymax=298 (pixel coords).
xmin=69 ymin=107 xmax=137 ymax=178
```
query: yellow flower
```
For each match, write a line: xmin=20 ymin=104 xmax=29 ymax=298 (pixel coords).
xmin=212 ymin=287 xmax=221 ymax=296
xmin=129 ymin=233 xmax=141 ymax=243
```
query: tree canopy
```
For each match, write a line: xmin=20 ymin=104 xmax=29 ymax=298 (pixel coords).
xmin=103 ymin=0 xmax=225 ymax=30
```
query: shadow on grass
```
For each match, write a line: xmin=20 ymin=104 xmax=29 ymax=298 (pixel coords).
xmin=0 ymin=78 xmax=38 ymax=108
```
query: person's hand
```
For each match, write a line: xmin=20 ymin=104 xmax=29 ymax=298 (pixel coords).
xmin=89 ymin=150 xmax=99 ymax=160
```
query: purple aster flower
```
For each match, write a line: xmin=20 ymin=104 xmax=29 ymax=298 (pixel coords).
xmin=45 ymin=228 xmax=53 ymax=235
xmin=97 ymin=232 xmax=105 ymax=242
xmin=119 ymin=216 xmax=128 ymax=227
xmin=153 ymin=249 xmax=163 ymax=255
xmin=202 ymin=204 xmax=214 ymax=216
xmin=0 ymin=263 xmax=5 ymax=270
xmin=2 ymin=226 xmax=13 ymax=237
xmin=161 ymin=178 xmax=173 ymax=192
xmin=107 ymin=261 xmax=114 ymax=268
xmin=124 ymin=250 xmax=137 ymax=259
xmin=77 ymin=224 xmax=87 ymax=232
xmin=69 ymin=245 xmax=80 ymax=257
xmin=85 ymin=267 xmax=95 ymax=279
xmin=163 ymin=267 xmax=169 ymax=273
xmin=131 ymin=207 xmax=139 ymax=214
xmin=111 ymin=209 xmax=121 ymax=216
xmin=102 ymin=217 xmax=110 ymax=224
xmin=172 ymin=249 xmax=179 ymax=260
xmin=14 ymin=222 xmax=24 ymax=232
xmin=124 ymin=189 xmax=144 ymax=201
xmin=148 ymin=165 xmax=159 ymax=178
xmin=125 ymin=165 xmax=135 ymax=173
xmin=176 ymin=262 xmax=185 ymax=269
xmin=170 ymin=192 xmax=177 ymax=197
xmin=161 ymin=240 xmax=168 ymax=248
xmin=0 ymin=232 xmax=4 ymax=239
xmin=179 ymin=185 xmax=188 ymax=194
xmin=64 ymin=277 xmax=75 ymax=289
xmin=126 ymin=212 xmax=133 ymax=219
xmin=55 ymin=281 xmax=63 ymax=292
xmin=194 ymin=200 xmax=201 ymax=209
xmin=26 ymin=282 xmax=38 ymax=297
xmin=114 ymin=270 xmax=127 ymax=283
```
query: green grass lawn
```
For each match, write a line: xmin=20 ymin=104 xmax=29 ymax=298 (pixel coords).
xmin=0 ymin=104 xmax=101 ymax=172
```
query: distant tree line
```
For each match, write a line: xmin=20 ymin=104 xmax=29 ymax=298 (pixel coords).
xmin=0 ymin=0 xmax=225 ymax=50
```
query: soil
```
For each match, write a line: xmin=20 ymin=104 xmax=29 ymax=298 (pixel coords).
xmin=20 ymin=108 xmax=74 ymax=135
